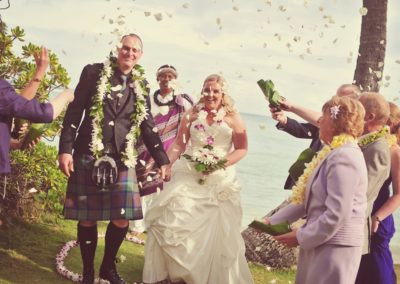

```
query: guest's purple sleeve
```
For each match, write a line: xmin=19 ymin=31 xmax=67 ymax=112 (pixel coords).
xmin=269 ymin=203 xmax=305 ymax=225
xmin=0 ymin=80 xmax=53 ymax=122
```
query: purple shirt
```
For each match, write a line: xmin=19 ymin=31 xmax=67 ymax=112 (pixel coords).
xmin=0 ymin=80 xmax=53 ymax=174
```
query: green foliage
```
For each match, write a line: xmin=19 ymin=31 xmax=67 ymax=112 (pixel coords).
xmin=0 ymin=21 xmax=72 ymax=221
xmin=0 ymin=20 xmax=71 ymax=139
xmin=1 ymin=143 xmax=67 ymax=222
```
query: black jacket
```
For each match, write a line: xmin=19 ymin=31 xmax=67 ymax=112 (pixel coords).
xmin=59 ymin=63 xmax=169 ymax=168
xmin=276 ymin=117 xmax=322 ymax=189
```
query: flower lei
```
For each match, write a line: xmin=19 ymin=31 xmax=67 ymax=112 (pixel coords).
xmin=291 ymin=134 xmax=357 ymax=204
xmin=358 ymin=125 xmax=395 ymax=147
xmin=89 ymin=56 xmax=149 ymax=168
xmin=56 ymin=234 xmax=145 ymax=283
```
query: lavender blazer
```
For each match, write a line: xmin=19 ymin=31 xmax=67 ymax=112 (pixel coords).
xmin=270 ymin=142 xmax=368 ymax=250
xmin=0 ymin=80 xmax=53 ymax=174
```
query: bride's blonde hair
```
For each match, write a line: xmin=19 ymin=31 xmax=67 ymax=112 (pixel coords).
xmin=195 ymin=74 xmax=236 ymax=115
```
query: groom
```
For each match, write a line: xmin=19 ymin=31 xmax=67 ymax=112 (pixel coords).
xmin=58 ymin=34 xmax=170 ymax=284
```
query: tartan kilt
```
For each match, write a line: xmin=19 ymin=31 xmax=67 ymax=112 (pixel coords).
xmin=63 ymin=154 xmax=143 ymax=221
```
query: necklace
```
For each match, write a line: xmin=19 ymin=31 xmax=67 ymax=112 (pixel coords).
xmin=358 ymin=125 xmax=392 ymax=147
xmin=89 ymin=56 xmax=149 ymax=168
xmin=153 ymin=90 xmax=175 ymax=106
xmin=291 ymin=134 xmax=357 ymax=204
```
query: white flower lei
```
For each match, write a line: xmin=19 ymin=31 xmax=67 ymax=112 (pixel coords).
xmin=197 ymin=106 xmax=226 ymax=124
xmin=89 ymin=57 xmax=149 ymax=168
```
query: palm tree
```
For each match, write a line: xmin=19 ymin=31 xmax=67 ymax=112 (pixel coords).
xmin=353 ymin=0 xmax=388 ymax=92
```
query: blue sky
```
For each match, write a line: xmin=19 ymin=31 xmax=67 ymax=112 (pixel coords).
xmin=1 ymin=0 xmax=399 ymax=116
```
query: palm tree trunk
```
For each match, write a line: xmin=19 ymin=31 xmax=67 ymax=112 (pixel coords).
xmin=353 ymin=0 xmax=388 ymax=92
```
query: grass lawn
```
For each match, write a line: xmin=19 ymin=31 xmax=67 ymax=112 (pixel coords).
xmin=0 ymin=216 xmax=398 ymax=284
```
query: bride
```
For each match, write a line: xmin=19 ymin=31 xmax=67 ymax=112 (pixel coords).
xmin=142 ymin=74 xmax=254 ymax=284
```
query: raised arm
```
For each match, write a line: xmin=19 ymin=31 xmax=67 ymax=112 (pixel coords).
xmin=224 ymin=112 xmax=248 ymax=167
xmin=279 ymin=98 xmax=321 ymax=127
xmin=20 ymin=47 xmax=49 ymax=100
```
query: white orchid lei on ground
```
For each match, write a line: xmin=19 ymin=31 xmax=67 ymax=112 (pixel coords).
xmin=90 ymin=56 xmax=149 ymax=168
xmin=56 ymin=234 xmax=145 ymax=284
xmin=183 ymin=106 xmax=227 ymax=184
xmin=291 ymin=134 xmax=357 ymax=204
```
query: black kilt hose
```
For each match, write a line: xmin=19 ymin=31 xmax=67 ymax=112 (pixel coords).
xmin=64 ymin=154 xmax=142 ymax=221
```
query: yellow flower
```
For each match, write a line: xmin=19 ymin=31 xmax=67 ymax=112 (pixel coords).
xmin=290 ymin=134 xmax=357 ymax=204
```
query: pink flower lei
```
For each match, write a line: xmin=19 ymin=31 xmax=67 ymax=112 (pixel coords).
xmin=55 ymin=234 xmax=145 ymax=283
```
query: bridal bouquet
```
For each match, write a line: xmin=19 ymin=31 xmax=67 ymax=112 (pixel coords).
xmin=183 ymin=145 xmax=227 ymax=185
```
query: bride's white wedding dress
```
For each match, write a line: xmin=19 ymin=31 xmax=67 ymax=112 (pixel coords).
xmin=142 ymin=118 xmax=254 ymax=284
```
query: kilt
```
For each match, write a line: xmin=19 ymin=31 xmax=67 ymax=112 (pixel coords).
xmin=63 ymin=154 xmax=143 ymax=221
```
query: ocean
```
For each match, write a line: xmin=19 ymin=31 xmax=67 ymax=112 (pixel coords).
xmin=237 ymin=112 xmax=400 ymax=263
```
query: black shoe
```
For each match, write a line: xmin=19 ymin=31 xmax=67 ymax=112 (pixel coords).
xmin=99 ymin=267 xmax=125 ymax=284
xmin=81 ymin=267 xmax=94 ymax=284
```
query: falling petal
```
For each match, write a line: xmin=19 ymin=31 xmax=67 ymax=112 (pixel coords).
xmin=152 ymin=127 xmax=158 ymax=133
xmin=121 ymin=208 xmax=125 ymax=215
xmin=233 ymin=6 xmax=239 ymax=11
xmin=144 ymin=11 xmax=151 ymax=16
xmin=111 ymin=85 xmax=123 ymax=92
xmin=258 ymin=123 xmax=266 ymax=130
xmin=332 ymin=38 xmax=338 ymax=44
xmin=374 ymin=71 xmax=382 ymax=79
xmin=395 ymin=60 xmax=400 ymax=64
xmin=28 ymin=188 xmax=38 ymax=193
xmin=182 ymin=3 xmax=189 ymax=8
xmin=109 ymin=121 xmax=114 ymax=126
xmin=71 ymin=124 xmax=76 ymax=129
xmin=263 ymin=42 xmax=267 ymax=48
xmin=109 ymin=19 xmax=114 ymax=24
xmin=276 ymin=64 xmax=282 ymax=70
xmin=147 ymin=176 xmax=153 ymax=182
xmin=359 ymin=7 xmax=368 ymax=16
xmin=139 ymin=159 xmax=146 ymax=166
xmin=154 ymin=13 xmax=163 ymax=21
xmin=380 ymin=40 xmax=385 ymax=45
xmin=378 ymin=62 xmax=384 ymax=68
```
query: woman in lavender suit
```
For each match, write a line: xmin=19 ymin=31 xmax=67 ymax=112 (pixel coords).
xmin=266 ymin=96 xmax=368 ymax=284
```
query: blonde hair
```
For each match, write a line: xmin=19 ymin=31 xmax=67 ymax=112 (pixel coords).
xmin=322 ymin=96 xmax=365 ymax=138
xmin=359 ymin=92 xmax=390 ymax=126
xmin=336 ymin=84 xmax=361 ymax=99
xmin=388 ymin=102 xmax=400 ymax=127
xmin=196 ymin=74 xmax=236 ymax=115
